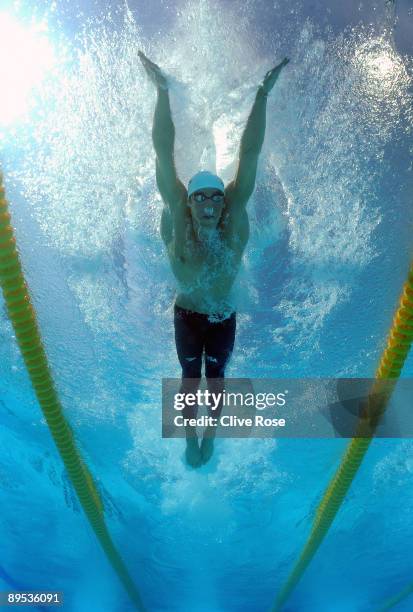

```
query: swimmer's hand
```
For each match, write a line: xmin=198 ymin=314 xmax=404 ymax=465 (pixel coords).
xmin=261 ymin=57 xmax=289 ymax=95
xmin=138 ymin=50 xmax=168 ymax=90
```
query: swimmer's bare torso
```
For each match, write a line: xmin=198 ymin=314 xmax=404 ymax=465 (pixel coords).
xmin=160 ymin=186 xmax=249 ymax=315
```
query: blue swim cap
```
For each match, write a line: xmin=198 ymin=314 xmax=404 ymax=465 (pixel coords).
xmin=188 ymin=171 xmax=225 ymax=197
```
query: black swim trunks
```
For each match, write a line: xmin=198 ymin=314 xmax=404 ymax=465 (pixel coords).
xmin=174 ymin=303 xmax=236 ymax=379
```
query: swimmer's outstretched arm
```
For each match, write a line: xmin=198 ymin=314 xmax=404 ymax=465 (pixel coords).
xmin=138 ymin=51 xmax=186 ymax=210
xmin=226 ymin=57 xmax=289 ymax=206
xmin=241 ymin=57 xmax=289 ymax=154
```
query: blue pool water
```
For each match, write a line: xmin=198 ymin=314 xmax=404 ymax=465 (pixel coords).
xmin=0 ymin=1 xmax=413 ymax=610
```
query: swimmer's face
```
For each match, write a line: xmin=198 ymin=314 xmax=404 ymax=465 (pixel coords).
xmin=187 ymin=187 xmax=225 ymax=228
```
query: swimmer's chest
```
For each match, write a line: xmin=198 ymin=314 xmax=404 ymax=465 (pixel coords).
xmin=161 ymin=207 xmax=249 ymax=288
xmin=168 ymin=229 xmax=242 ymax=287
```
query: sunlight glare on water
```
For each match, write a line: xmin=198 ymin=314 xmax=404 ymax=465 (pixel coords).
xmin=0 ymin=12 xmax=56 ymax=126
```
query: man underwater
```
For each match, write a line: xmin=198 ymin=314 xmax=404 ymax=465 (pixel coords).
xmin=139 ymin=50 xmax=289 ymax=467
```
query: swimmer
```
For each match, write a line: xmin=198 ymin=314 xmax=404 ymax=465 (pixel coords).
xmin=139 ymin=50 xmax=289 ymax=467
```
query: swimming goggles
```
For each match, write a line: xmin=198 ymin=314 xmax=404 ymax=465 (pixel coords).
xmin=192 ymin=191 xmax=224 ymax=203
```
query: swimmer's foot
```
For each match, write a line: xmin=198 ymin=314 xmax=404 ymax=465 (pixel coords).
xmin=185 ymin=438 xmax=202 ymax=468
xmin=200 ymin=436 xmax=214 ymax=464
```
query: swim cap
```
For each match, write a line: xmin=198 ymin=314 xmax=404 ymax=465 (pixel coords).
xmin=187 ymin=171 xmax=225 ymax=197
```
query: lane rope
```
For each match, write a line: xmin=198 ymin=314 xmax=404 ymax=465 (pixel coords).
xmin=0 ymin=170 xmax=145 ymax=611
xmin=272 ymin=262 xmax=413 ymax=611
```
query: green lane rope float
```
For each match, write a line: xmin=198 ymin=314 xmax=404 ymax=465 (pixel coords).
xmin=273 ymin=262 xmax=413 ymax=611
xmin=0 ymin=171 xmax=144 ymax=611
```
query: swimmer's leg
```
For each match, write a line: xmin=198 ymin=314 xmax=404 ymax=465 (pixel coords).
xmin=201 ymin=312 xmax=237 ymax=463
xmin=174 ymin=304 xmax=206 ymax=467
xmin=180 ymin=376 xmax=203 ymax=469
xmin=204 ymin=311 xmax=237 ymax=407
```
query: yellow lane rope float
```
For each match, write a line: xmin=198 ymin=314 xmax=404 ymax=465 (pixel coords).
xmin=0 ymin=171 xmax=144 ymax=611
xmin=378 ymin=583 xmax=413 ymax=612
xmin=273 ymin=262 xmax=413 ymax=611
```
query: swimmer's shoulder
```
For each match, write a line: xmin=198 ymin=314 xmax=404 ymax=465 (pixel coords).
xmin=219 ymin=210 xmax=249 ymax=259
